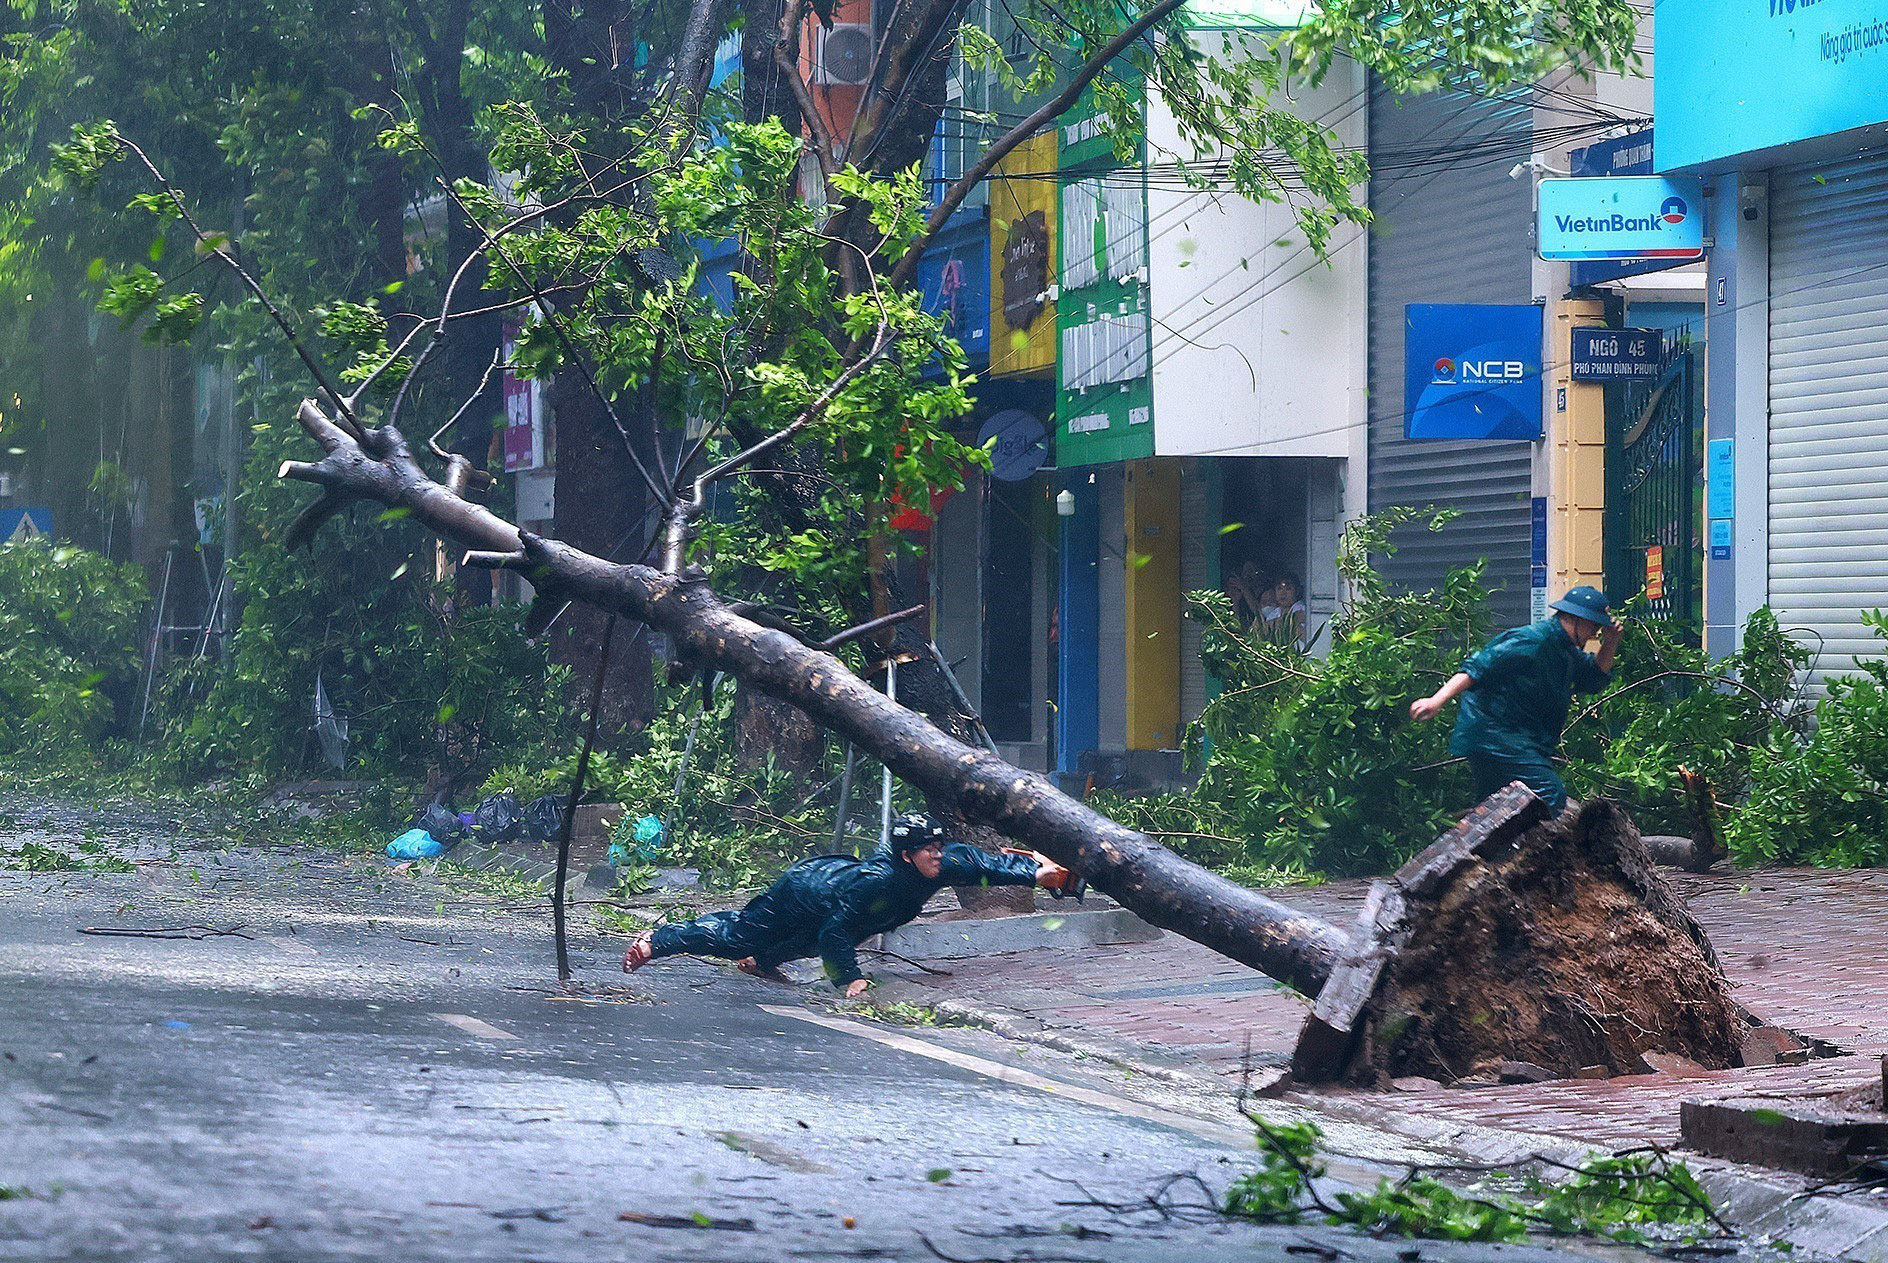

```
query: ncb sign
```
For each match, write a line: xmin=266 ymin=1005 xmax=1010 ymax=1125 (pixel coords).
xmin=1405 ymin=304 xmax=1544 ymax=442
xmin=1537 ymin=177 xmax=1706 ymax=262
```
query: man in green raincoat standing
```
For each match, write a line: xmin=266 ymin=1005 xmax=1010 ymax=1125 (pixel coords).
xmin=1409 ymin=586 xmax=1625 ymax=813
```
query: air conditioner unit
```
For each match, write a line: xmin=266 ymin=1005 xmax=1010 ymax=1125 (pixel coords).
xmin=814 ymin=24 xmax=874 ymax=86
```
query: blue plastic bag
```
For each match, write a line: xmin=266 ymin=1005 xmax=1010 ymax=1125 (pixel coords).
xmin=387 ymin=828 xmax=447 ymax=860
xmin=608 ymin=814 xmax=665 ymax=866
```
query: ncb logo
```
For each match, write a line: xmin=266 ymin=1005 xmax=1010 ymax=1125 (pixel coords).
xmin=1433 ymin=356 xmax=1527 ymax=385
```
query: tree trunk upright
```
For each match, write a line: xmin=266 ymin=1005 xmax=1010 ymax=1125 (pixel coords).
xmin=549 ymin=380 xmax=656 ymax=732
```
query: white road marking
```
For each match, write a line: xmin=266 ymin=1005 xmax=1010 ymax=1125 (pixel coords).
xmin=260 ymin=935 xmax=318 ymax=956
xmin=431 ymin=1012 xmax=520 ymax=1041
xmin=761 ymin=1005 xmax=1252 ymax=1149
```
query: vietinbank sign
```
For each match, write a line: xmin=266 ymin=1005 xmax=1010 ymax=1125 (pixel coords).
xmin=1536 ymin=177 xmax=1707 ymax=262
xmin=1657 ymin=0 xmax=1888 ymax=170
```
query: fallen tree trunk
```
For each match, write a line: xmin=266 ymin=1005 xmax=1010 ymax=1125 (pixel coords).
xmin=279 ymin=404 xmax=1348 ymax=993
xmin=281 ymin=405 xmax=1760 ymax=1084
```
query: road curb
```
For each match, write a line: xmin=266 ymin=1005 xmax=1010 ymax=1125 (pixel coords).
xmin=874 ymin=985 xmax=1232 ymax=1092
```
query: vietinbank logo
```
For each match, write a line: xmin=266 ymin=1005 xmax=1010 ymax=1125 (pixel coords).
xmin=1537 ymin=176 xmax=1706 ymax=262
xmin=1551 ymin=209 xmax=1682 ymax=234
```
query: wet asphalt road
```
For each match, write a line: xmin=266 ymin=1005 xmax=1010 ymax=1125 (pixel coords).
xmin=0 ymin=798 xmax=1713 ymax=1262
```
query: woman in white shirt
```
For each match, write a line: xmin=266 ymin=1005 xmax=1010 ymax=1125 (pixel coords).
xmin=1260 ymin=574 xmax=1309 ymax=650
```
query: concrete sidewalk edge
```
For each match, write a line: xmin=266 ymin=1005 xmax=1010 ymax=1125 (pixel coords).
xmin=898 ymin=985 xmax=1888 ymax=1258
xmin=870 ymin=983 xmax=1228 ymax=1092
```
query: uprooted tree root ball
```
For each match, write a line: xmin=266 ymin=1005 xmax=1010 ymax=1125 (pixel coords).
xmin=1295 ymin=791 xmax=1750 ymax=1086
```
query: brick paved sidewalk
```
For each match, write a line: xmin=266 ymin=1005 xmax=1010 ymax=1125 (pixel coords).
xmin=895 ymin=867 xmax=1888 ymax=1152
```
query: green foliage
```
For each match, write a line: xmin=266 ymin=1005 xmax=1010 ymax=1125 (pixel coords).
xmin=1226 ymin=1117 xmax=1717 ymax=1247
xmin=1222 ymin=1119 xmax=1324 ymax=1223
xmin=1729 ymin=611 xmax=1888 ymax=866
xmin=481 ymin=679 xmax=863 ymax=889
xmin=1562 ymin=604 xmax=1811 ymax=833
xmin=966 ymin=0 xmax=1638 ymax=259
xmin=0 ymin=541 xmax=148 ymax=757
xmin=1283 ymin=0 xmax=1641 ymax=98
xmin=1329 ymin=1175 xmax=1531 ymax=1243
xmin=1097 ymin=506 xmax=1888 ymax=880
xmin=2 ymin=837 xmax=135 ymax=872
xmin=1528 ymin=1152 xmax=1715 ymax=1243
xmin=1155 ymin=509 xmax=1483 ymax=877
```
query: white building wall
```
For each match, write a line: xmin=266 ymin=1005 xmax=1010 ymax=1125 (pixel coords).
xmin=1145 ymin=47 xmax=1367 ymax=461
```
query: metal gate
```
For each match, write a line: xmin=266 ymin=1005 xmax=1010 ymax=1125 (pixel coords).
xmin=1606 ymin=342 xmax=1702 ymax=627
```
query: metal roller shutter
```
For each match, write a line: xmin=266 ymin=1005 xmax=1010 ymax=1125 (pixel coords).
xmin=1367 ymin=80 xmax=1536 ymax=626
xmin=1767 ymin=153 xmax=1888 ymax=685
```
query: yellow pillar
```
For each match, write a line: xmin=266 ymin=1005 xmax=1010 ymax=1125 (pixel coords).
xmin=1124 ymin=459 xmax=1181 ymax=749
xmin=1548 ymin=297 xmax=1608 ymax=598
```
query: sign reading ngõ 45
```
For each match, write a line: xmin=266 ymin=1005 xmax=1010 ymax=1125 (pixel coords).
xmin=1537 ymin=177 xmax=1707 ymax=262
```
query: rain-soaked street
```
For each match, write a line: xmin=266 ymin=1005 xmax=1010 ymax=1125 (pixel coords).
xmin=0 ymin=796 xmax=1759 ymax=1261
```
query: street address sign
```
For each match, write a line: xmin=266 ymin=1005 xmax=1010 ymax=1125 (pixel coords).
xmin=1570 ymin=327 xmax=1665 ymax=382
xmin=1537 ymin=176 xmax=1706 ymax=263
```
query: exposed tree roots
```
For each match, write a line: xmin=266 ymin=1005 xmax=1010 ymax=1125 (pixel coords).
xmin=1295 ymin=790 xmax=1750 ymax=1086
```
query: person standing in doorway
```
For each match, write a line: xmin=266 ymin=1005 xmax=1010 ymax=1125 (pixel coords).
xmin=1408 ymin=586 xmax=1625 ymax=813
xmin=1261 ymin=573 xmax=1309 ymax=650
xmin=1226 ymin=561 xmax=1272 ymax=629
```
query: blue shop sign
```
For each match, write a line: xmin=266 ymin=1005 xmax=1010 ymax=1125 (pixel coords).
xmin=1570 ymin=327 xmax=1666 ymax=382
xmin=1538 ymin=177 xmax=1705 ymax=263
xmin=1570 ymin=130 xmax=1685 ymax=286
xmin=977 ymin=409 xmax=1049 ymax=482
xmin=1404 ymin=304 xmax=1544 ymax=442
xmin=1657 ymin=0 xmax=1888 ymax=170
xmin=916 ymin=207 xmax=991 ymax=365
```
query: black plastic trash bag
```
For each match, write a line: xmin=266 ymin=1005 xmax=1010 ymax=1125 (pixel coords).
xmin=472 ymin=790 xmax=524 ymax=841
xmin=418 ymin=802 xmax=465 ymax=843
xmin=522 ymin=794 xmax=564 ymax=843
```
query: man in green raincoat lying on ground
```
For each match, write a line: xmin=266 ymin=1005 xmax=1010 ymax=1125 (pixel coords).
xmin=1409 ymin=585 xmax=1626 ymax=814
xmin=623 ymin=813 xmax=1074 ymax=997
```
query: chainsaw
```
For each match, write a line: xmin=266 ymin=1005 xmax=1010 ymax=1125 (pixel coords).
xmin=1001 ymin=848 xmax=1087 ymax=902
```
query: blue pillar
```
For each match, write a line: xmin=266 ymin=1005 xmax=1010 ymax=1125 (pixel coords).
xmin=1702 ymin=173 xmax=1770 ymax=658
xmin=1056 ymin=479 xmax=1100 ymax=780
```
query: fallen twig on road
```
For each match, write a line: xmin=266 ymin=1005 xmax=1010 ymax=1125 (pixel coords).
xmin=78 ymin=923 xmax=253 ymax=940
xmin=858 ymin=946 xmax=954 ymax=976
xmin=618 ymin=1210 xmax=756 ymax=1231
xmin=31 ymin=1100 xmax=112 ymax=1122
xmin=917 ymin=1231 xmax=1102 ymax=1263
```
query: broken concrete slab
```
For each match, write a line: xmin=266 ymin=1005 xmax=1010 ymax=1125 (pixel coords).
xmin=1741 ymin=1024 xmax=1810 ymax=1068
xmin=1682 ymin=1094 xmax=1888 ymax=1177
xmin=1640 ymin=1050 xmax=1711 ymax=1077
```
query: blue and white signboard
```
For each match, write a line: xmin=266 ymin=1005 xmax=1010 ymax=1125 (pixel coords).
xmin=1569 ymin=129 xmax=1681 ymax=286
xmin=0 ymin=507 xmax=52 ymax=544
xmin=1657 ymin=0 xmax=1888 ymax=171
xmin=1405 ymin=304 xmax=1544 ymax=442
xmin=1570 ymin=328 xmax=1666 ymax=382
xmin=1538 ymin=177 xmax=1706 ymax=263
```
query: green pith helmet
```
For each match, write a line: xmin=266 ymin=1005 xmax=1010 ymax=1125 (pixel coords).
xmin=1550 ymin=585 xmax=1614 ymax=628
